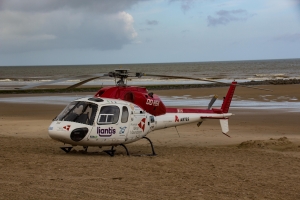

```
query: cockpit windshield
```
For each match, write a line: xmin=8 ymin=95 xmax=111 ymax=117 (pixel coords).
xmin=55 ymin=101 xmax=98 ymax=125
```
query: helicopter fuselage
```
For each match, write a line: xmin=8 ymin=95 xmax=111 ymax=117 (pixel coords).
xmin=48 ymin=96 xmax=232 ymax=147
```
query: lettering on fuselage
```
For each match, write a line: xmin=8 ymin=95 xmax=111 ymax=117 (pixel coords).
xmin=180 ymin=117 xmax=189 ymax=122
xmin=97 ymin=127 xmax=116 ymax=137
xmin=130 ymin=130 xmax=143 ymax=135
xmin=175 ymin=115 xmax=189 ymax=122
xmin=146 ymin=99 xmax=160 ymax=106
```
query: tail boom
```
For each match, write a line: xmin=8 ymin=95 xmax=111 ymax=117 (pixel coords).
xmin=157 ymin=81 xmax=237 ymax=135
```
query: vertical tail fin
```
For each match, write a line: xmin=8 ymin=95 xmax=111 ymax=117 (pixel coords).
xmin=221 ymin=81 xmax=237 ymax=113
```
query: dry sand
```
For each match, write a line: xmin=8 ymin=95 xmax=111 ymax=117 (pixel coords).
xmin=1 ymin=85 xmax=300 ymax=199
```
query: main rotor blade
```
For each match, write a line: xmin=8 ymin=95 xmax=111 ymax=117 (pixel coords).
xmin=66 ymin=74 xmax=107 ymax=89
xmin=19 ymin=77 xmax=72 ymax=90
xmin=18 ymin=74 xmax=106 ymax=90
xmin=143 ymin=73 xmax=272 ymax=92
xmin=143 ymin=74 xmax=224 ymax=84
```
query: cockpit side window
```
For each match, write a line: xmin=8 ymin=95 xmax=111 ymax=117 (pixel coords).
xmin=121 ymin=106 xmax=129 ymax=123
xmin=97 ymin=106 xmax=120 ymax=125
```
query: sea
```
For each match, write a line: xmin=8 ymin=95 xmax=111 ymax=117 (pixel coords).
xmin=0 ymin=59 xmax=300 ymax=110
xmin=0 ymin=59 xmax=300 ymax=89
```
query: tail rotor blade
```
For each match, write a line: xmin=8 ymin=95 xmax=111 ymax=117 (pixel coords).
xmin=207 ymin=95 xmax=218 ymax=110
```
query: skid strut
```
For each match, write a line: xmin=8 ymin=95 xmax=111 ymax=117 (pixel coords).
xmin=60 ymin=147 xmax=73 ymax=153
xmin=142 ymin=136 xmax=157 ymax=156
xmin=120 ymin=144 xmax=130 ymax=156
xmin=103 ymin=144 xmax=130 ymax=157
xmin=103 ymin=146 xmax=116 ymax=157
xmin=83 ymin=146 xmax=88 ymax=152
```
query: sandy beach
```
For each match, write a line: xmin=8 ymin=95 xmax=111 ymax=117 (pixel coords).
xmin=1 ymin=84 xmax=300 ymax=199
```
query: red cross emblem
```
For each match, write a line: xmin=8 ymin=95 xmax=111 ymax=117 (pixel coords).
xmin=63 ymin=125 xmax=71 ymax=131
xmin=138 ymin=118 xmax=146 ymax=132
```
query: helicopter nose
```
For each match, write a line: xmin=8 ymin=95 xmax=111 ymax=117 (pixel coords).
xmin=48 ymin=126 xmax=62 ymax=141
xmin=48 ymin=122 xmax=89 ymax=143
xmin=48 ymin=122 xmax=70 ymax=142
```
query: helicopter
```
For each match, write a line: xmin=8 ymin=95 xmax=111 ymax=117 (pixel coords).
xmin=43 ymin=69 xmax=241 ymax=156
xmin=45 ymin=69 xmax=269 ymax=156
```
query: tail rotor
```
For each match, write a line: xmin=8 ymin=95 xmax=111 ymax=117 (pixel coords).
xmin=207 ymin=95 xmax=218 ymax=110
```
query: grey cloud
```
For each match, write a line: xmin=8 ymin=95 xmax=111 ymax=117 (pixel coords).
xmin=0 ymin=0 xmax=141 ymax=13
xmin=274 ymin=33 xmax=300 ymax=42
xmin=0 ymin=0 xmax=144 ymax=53
xmin=169 ymin=0 xmax=195 ymax=13
xmin=139 ymin=28 xmax=152 ymax=31
xmin=180 ymin=0 xmax=194 ymax=13
xmin=207 ymin=9 xmax=252 ymax=26
xmin=146 ymin=20 xmax=158 ymax=25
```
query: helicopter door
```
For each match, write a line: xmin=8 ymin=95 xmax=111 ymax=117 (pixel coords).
xmin=119 ymin=106 xmax=130 ymax=140
xmin=87 ymin=105 xmax=130 ymax=145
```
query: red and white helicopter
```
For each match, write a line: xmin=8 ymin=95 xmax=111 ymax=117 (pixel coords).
xmin=46 ymin=69 xmax=263 ymax=156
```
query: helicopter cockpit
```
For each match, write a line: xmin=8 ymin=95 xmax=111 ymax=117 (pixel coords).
xmin=55 ymin=101 xmax=98 ymax=126
xmin=54 ymin=98 xmax=130 ymax=127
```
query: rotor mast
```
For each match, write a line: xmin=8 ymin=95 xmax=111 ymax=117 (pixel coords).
xmin=109 ymin=69 xmax=143 ymax=86
xmin=108 ymin=69 xmax=129 ymax=86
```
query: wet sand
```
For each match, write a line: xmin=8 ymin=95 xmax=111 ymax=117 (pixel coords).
xmin=1 ymin=85 xmax=300 ymax=199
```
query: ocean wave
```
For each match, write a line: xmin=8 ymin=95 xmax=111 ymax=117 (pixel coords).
xmin=0 ymin=79 xmax=12 ymax=82
xmin=255 ymin=74 xmax=289 ymax=78
xmin=0 ymin=78 xmax=54 ymax=82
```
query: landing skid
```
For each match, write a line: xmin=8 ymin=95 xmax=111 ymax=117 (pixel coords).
xmin=59 ymin=136 xmax=157 ymax=156
xmin=60 ymin=147 xmax=73 ymax=153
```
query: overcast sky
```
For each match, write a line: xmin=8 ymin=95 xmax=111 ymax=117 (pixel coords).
xmin=0 ymin=0 xmax=300 ymax=66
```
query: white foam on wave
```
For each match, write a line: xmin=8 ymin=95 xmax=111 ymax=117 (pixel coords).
xmin=0 ymin=79 xmax=12 ymax=82
xmin=255 ymin=73 xmax=286 ymax=77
